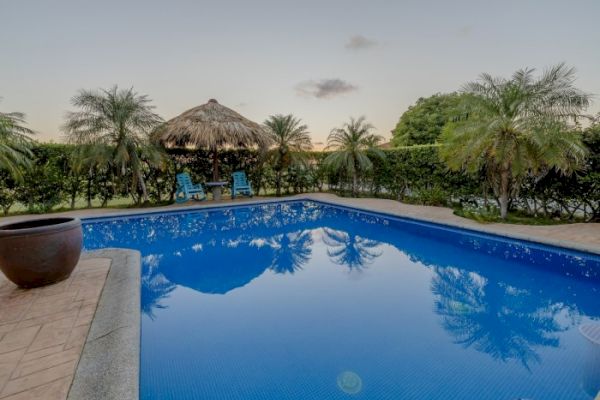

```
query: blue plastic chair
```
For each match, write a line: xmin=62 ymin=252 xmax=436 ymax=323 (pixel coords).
xmin=232 ymin=171 xmax=253 ymax=198
xmin=175 ymin=172 xmax=206 ymax=203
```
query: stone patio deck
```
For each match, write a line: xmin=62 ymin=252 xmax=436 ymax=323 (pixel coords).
xmin=0 ymin=258 xmax=110 ymax=400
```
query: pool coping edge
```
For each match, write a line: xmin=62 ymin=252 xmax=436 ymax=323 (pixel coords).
xmin=81 ymin=194 xmax=600 ymax=256
xmin=307 ymin=197 xmax=600 ymax=257
xmin=68 ymin=248 xmax=141 ymax=400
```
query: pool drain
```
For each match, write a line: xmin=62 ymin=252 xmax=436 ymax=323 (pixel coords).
xmin=337 ymin=371 xmax=362 ymax=395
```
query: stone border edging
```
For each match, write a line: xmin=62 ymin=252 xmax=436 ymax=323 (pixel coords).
xmin=81 ymin=194 xmax=600 ymax=255
xmin=67 ymin=248 xmax=141 ymax=400
xmin=3 ymin=193 xmax=598 ymax=255
xmin=307 ymin=196 xmax=600 ymax=256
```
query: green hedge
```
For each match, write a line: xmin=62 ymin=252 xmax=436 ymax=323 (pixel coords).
xmin=1 ymin=142 xmax=598 ymax=221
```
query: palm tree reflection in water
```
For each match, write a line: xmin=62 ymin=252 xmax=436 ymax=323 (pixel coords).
xmin=266 ymin=230 xmax=314 ymax=274
xmin=322 ymin=227 xmax=383 ymax=271
xmin=431 ymin=266 xmax=565 ymax=369
xmin=141 ymin=254 xmax=176 ymax=320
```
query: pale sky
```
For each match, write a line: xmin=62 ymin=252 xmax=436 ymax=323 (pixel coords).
xmin=2 ymin=0 xmax=600 ymax=145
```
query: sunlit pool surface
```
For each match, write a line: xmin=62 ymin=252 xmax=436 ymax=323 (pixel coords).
xmin=83 ymin=201 xmax=600 ymax=400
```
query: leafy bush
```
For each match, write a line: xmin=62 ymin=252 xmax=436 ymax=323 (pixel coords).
xmin=0 ymin=172 xmax=18 ymax=215
xmin=412 ymin=186 xmax=449 ymax=206
xmin=17 ymin=145 xmax=66 ymax=213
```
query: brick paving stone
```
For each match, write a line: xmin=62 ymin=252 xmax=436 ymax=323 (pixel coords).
xmin=0 ymin=258 xmax=110 ymax=400
xmin=0 ymin=377 xmax=72 ymax=400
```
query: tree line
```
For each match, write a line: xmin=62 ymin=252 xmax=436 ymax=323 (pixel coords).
xmin=1 ymin=63 xmax=598 ymax=221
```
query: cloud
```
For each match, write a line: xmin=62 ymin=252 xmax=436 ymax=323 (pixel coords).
xmin=345 ymin=35 xmax=377 ymax=50
xmin=295 ymin=79 xmax=358 ymax=99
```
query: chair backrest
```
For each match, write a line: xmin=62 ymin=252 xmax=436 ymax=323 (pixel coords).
xmin=177 ymin=172 xmax=193 ymax=188
xmin=232 ymin=171 xmax=249 ymax=186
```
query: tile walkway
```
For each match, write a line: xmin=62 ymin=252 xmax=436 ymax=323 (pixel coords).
xmin=0 ymin=258 xmax=110 ymax=400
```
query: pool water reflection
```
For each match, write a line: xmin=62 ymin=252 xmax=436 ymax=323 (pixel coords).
xmin=83 ymin=201 xmax=600 ymax=400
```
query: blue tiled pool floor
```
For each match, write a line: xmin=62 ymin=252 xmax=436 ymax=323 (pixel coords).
xmin=83 ymin=201 xmax=600 ymax=399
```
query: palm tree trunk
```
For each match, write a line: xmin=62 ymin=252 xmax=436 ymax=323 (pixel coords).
xmin=352 ymin=173 xmax=358 ymax=197
xmin=499 ymin=168 xmax=510 ymax=219
xmin=139 ymin=174 xmax=148 ymax=203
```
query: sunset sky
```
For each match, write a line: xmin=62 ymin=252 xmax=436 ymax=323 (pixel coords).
xmin=2 ymin=0 xmax=600 ymax=145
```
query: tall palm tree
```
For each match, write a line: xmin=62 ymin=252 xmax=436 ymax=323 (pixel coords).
xmin=63 ymin=86 xmax=164 ymax=203
xmin=264 ymin=114 xmax=313 ymax=196
xmin=439 ymin=64 xmax=590 ymax=219
xmin=70 ymin=143 xmax=114 ymax=207
xmin=0 ymin=104 xmax=34 ymax=179
xmin=324 ymin=117 xmax=384 ymax=196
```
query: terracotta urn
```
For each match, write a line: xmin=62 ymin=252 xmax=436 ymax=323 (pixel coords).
xmin=0 ymin=217 xmax=83 ymax=288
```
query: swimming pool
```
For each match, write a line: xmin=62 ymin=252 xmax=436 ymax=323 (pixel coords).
xmin=83 ymin=200 xmax=600 ymax=400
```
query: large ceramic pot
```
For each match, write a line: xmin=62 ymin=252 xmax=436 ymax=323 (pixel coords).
xmin=0 ymin=217 xmax=83 ymax=288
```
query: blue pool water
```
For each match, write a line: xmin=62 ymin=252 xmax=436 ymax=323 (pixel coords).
xmin=83 ymin=201 xmax=600 ymax=400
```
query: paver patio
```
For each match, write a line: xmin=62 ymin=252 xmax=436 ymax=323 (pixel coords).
xmin=0 ymin=258 xmax=110 ymax=400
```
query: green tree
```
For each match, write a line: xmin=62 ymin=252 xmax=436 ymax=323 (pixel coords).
xmin=391 ymin=93 xmax=466 ymax=146
xmin=0 ymin=105 xmax=34 ymax=179
xmin=440 ymin=64 xmax=590 ymax=219
xmin=264 ymin=114 xmax=312 ymax=196
xmin=324 ymin=116 xmax=384 ymax=197
xmin=63 ymin=86 xmax=164 ymax=203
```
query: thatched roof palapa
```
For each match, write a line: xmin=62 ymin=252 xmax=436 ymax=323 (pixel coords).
xmin=159 ymin=99 xmax=270 ymax=181
xmin=159 ymin=99 xmax=269 ymax=149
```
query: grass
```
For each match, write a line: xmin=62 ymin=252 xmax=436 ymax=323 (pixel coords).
xmin=1 ymin=197 xmax=170 ymax=218
xmin=1 ymin=191 xmax=586 ymax=227
xmin=454 ymin=208 xmax=583 ymax=225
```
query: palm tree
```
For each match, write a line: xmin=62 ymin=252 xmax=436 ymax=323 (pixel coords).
xmin=439 ymin=64 xmax=590 ymax=219
xmin=324 ymin=117 xmax=384 ymax=196
xmin=264 ymin=114 xmax=312 ymax=196
xmin=63 ymin=86 xmax=164 ymax=203
xmin=69 ymin=143 xmax=114 ymax=207
xmin=0 ymin=104 xmax=34 ymax=179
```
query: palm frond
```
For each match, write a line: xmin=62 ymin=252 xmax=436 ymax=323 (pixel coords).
xmin=0 ymin=104 xmax=35 ymax=179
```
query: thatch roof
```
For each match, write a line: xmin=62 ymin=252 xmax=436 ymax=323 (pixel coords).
xmin=158 ymin=99 xmax=270 ymax=149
